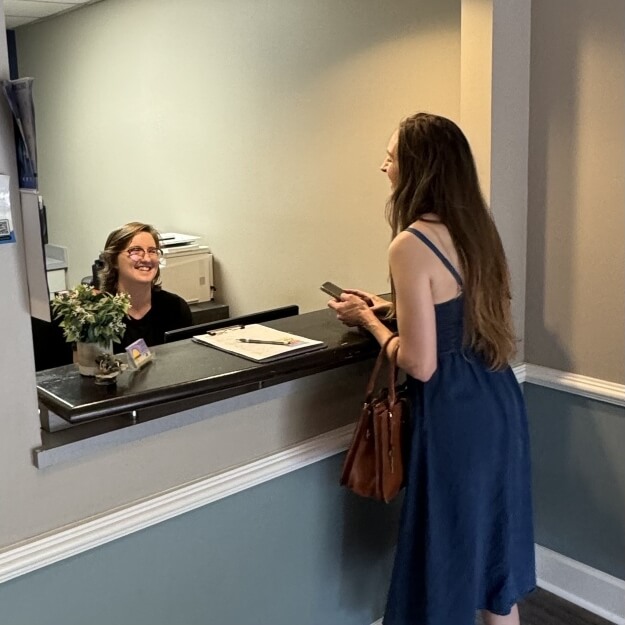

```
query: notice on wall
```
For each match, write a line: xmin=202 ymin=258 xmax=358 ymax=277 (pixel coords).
xmin=2 ymin=78 xmax=38 ymax=189
xmin=0 ymin=174 xmax=15 ymax=244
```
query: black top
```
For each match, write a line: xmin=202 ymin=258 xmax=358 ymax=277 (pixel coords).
xmin=32 ymin=316 xmax=74 ymax=371
xmin=120 ymin=289 xmax=192 ymax=349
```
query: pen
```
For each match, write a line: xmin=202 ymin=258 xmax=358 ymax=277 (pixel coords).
xmin=237 ymin=338 xmax=293 ymax=345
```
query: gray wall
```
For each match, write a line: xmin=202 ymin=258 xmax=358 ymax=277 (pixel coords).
xmin=1 ymin=2 xmax=622 ymax=621
xmin=16 ymin=0 xmax=461 ymax=315
xmin=1 ymin=385 xmax=622 ymax=625
xmin=0 ymin=455 xmax=401 ymax=625
xmin=0 ymin=0 xmax=529 ymax=553
xmin=524 ymin=0 xmax=625 ymax=585
xmin=0 ymin=0 xmax=462 ymax=551
xmin=0 ymin=359 xmax=373 ymax=548
xmin=526 ymin=384 xmax=625 ymax=580
xmin=524 ymin=0 xmax=625 ymax=582
xmin=525 ymin=0 xmax=625 ymax=382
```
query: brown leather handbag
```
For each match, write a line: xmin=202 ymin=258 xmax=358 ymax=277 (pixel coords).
xmin=340 ymin=336 xmax=408 ymax=503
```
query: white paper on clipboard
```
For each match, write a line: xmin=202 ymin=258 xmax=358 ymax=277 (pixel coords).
xmin=192 ymin=324 xmax=325 ymax=362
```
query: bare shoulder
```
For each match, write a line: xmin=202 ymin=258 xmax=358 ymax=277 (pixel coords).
xmin=407 ymin=219 xmax=459 ymax=265
xmin=390 ymin=230 xmax=423 ymax=254
xmin=407 ymin=219 xmax=450 ymax=241
xmin=389 ymin=230 xmax=436 ymax=267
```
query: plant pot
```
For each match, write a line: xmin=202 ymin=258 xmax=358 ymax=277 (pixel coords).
xmin=76 ymin=341 xmax=113 ymax=377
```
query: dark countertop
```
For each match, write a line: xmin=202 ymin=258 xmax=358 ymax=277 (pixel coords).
xmin=37 ymin=308 xmax=380 ymax=425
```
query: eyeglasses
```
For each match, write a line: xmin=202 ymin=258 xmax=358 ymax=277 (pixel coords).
xmin=125 ymin=246 xmax=163 ymax=261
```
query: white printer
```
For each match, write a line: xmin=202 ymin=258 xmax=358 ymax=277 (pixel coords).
xmin=158 ymin=233 xmax=214 ymax=303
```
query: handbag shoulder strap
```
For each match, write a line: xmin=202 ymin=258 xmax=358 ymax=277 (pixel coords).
xmin=386 ymin=339 xmax=400 ymax=404
xmin=365 ymin=334 xmax=398 ymax=400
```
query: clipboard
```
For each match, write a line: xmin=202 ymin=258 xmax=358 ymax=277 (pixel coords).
xmin=192 ymin=323 xmax=326 ymax=362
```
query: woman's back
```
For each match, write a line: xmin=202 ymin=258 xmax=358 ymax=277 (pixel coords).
xmin=407 ymin=218 xmax=462 ymax=305
xmin=403 ymin=222 xmax=466 ymax=357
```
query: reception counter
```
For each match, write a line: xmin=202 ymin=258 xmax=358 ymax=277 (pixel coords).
xmin=34 ymin=308 xmax=381 ymax=467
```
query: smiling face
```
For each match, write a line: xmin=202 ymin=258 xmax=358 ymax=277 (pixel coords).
xmin=380 ymin=129 xmax=399 ymax=189
xmin=115 ymin=231 xmax=161 ymax=289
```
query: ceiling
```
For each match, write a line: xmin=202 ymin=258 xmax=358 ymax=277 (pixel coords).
xmin=4 ymin=0 xmax=95 ymax=29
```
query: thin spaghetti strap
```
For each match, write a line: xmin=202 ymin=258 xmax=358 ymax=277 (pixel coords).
xmin=405 ymin=227 xmax=463 ymax=287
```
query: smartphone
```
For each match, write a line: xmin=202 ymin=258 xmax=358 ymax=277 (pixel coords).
xmin=320 ymin=281 xmax=344 ymax=300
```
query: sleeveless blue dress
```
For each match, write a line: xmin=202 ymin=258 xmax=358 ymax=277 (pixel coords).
xmin=383 ymin=229 xmax=536 ymax=625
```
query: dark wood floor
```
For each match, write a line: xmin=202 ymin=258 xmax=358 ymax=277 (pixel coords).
xmin=474 ymin=588 xmax=614 ymax=625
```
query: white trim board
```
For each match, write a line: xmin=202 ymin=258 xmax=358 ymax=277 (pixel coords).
xmin=536 ymin=545 xmax=625 ymax=624
xmin=0 ymin=367 xmax=526 ymax=585
xmin=0 ymin=425 xmax=354 ymax=585
xmin=1 ymin=422 xmax=622 ymax=625
xmin=524 ymin=364 xmax=625 ymax=408
xmin=511 ymin=362 xmax=525 ymax=383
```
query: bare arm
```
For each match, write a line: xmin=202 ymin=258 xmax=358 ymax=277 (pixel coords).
xmin=385 ymin=232 xmax=437 ymax=381
xmin=328 ymin=232 xmax=437 ymax=381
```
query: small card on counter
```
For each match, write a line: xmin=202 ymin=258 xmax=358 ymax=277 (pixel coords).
xmin=125 ymin=338 xmax=154 ymax=370
xmin=192 ymin=323 xmax=325 ymax=362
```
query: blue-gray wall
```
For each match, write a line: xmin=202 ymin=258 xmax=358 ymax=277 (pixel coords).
xmin=0 ymin=455 xmax=401 ymax=625
xmin=1 ymin=384 xmax=622 ymax=625
xmin=526 ymin=384 xmax=625 ymax=579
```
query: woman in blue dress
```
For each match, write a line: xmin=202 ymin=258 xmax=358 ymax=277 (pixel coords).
xmin=328 ymin=113 xmax=535 ymax=625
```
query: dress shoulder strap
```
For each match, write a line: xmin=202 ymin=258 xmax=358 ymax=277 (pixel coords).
xmin=405 ymin=227 xmax=463 ymax=287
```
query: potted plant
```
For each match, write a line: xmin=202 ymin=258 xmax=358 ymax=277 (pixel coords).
xmin=51 ymin=284 xmax=131 ymax=376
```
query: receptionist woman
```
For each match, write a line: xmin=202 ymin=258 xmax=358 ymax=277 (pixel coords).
xmin=99 ymin=222 xmax=192 ymax=349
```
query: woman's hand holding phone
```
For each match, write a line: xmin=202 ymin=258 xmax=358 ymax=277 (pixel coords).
xmin=324 ymin=283 xmax=393 ymax=329
xmin=342 ymin=288 xmax=392 ymax=316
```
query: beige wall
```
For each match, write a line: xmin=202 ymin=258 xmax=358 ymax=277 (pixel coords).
xmin=0 ymin=0 xmax=536 ymax=552
xmin=16 ymin=0 xmax=461 ymax=316
xmin=460 ymin=0 xmax=531 ymax=360
xmin=0 ymin=0 xmax=464 ymax=548
xmin=526 ymin=0 xmax=625 ymax=383
xmin=0 ymin=0 xmax=619 ymax=576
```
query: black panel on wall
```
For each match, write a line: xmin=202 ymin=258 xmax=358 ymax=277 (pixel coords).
xmin=6 ymin=29 xmax=18 ymax=79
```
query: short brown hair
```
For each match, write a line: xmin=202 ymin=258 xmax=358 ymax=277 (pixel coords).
xmin=98 ymin=222 xmax=162 ymax=294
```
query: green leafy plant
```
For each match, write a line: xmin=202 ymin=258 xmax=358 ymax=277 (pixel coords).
xmin=51 ymin=284 xmax=131 ymax=345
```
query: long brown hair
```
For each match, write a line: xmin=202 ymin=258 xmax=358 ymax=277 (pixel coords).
xmin=386 ymin=113 xmax=515 ymax=369
xmin=98 ymin=222 xmax=162 ymax=294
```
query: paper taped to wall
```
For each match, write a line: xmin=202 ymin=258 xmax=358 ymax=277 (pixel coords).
xmin=0 ymin=175 xmax=15 ymax=244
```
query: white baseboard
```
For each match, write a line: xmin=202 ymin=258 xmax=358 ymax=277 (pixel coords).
xmin=512 ymin=362 xmax=525 ymax=383
xmin=536 ymin=544 xmax=625 ymax=624
xmin=371 ymin=546 xmax=625 ymax=625
xmin=524 ymin=364 xmax=625 ymax=408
